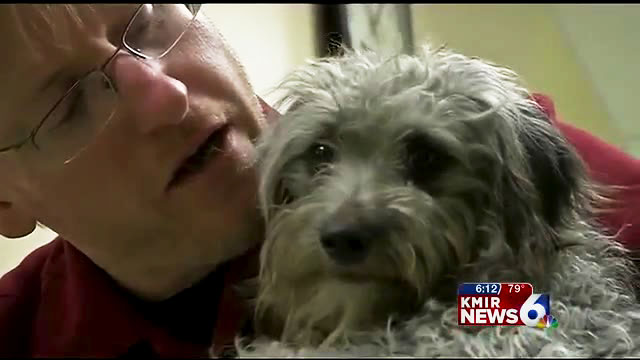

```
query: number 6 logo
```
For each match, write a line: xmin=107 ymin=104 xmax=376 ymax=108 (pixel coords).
xmin=519 ymin=294 xmax=549 ymax=327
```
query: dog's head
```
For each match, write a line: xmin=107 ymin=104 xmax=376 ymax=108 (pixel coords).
xmin=253 ymin=45 xmax=592 ymax=345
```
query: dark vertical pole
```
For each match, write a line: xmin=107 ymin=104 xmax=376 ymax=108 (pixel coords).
xmin=313 ymin=4 xmax=352 ymax=57
xmin=398 ymin=4 xmax=415 ymax=55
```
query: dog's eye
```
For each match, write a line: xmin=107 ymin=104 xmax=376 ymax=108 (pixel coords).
xmin=307 ymin=143 xmax=335 ymax=174
xmin=404 ymin=135 xmax=446 ymax=188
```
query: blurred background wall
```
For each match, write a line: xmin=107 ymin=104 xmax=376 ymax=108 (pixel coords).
xmin=411 ymin=4 xmax=638 ymax=155
xmin=2 ymin=4 xmax=637 ymax=277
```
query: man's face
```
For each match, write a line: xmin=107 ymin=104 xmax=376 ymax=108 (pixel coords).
xmin=0 ymin=5 xmax=268 ymax=270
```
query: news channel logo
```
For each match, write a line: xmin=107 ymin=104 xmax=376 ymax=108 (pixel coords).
xmin=457 ymin=282 xmax=558 ymax=331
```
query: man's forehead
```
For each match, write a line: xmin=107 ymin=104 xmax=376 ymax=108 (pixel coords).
xmin=1 ymin=5 xmax=138 ymax=63
xmin=0 ymin=5 xmax=138 ymax=136
xmin=0 ymin=4 xmax=135 ymax=91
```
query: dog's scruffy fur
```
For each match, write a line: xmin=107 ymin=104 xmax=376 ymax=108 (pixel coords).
xmin=232 ymin=45 xmax=640 ymax=357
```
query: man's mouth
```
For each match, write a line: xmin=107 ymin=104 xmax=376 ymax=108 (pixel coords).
xmin=167 ymin=124 xmax=230 ymax=190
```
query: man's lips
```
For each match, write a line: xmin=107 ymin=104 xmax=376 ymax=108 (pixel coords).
xmin=166 ymin=123 xmax=230 ymax=191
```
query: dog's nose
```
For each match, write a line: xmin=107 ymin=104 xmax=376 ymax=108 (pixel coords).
xmin=320 ymin=223 xmax=373 ymax=266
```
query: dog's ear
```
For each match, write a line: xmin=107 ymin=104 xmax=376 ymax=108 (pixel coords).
xmin=516 ymin=105 xmax=585 ymax=229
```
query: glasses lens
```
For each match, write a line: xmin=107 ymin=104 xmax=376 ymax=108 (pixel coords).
xmin=124 ymin=4 xmax=200 ymax=60
xmin=35 ymin=71 xmax=117 ymax=163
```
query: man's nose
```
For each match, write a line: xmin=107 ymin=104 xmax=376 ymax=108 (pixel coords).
xmin=109 ymin=53 xmax=189 ymax=134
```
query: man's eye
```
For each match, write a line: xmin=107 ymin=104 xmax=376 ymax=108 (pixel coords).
xmin=126 ymin=6 xmax=173 ymax=51
xmin=125 ymin=6 xmax=153 ymax=48
xmin=46 ymin=88 xmax=86 ymax=132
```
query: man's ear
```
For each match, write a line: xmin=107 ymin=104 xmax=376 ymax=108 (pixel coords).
xmin=0 ymin=201 xmax=37 ymax=238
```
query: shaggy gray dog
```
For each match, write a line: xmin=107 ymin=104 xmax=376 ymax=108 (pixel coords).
xmin=232 ymin=45 xmax=640 ymax=357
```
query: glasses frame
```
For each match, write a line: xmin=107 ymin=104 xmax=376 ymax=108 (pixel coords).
xmin=0 ymin=4 xmax=201 ymax=163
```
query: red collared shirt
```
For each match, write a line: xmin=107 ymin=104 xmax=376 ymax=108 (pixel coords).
xmin=1 ymin=239 xmax=225 ymax=357
xmin=0 ymin=94 xmax=638 ymax=358
xmin=0 ymin=237 xmax=260 ymax=358
xmin=532 ymin=93 xmax=640 ymax=251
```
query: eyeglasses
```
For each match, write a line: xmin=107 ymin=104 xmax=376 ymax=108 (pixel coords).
xmin=0 ymin=4 xmax=202 ymax=165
